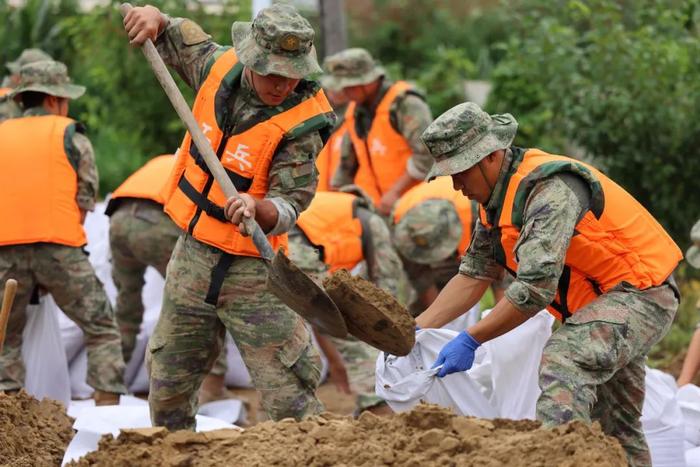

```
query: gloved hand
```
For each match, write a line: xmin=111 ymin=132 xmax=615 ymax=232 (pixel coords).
xmin=431 ymin=331 xmax=481 ymax=378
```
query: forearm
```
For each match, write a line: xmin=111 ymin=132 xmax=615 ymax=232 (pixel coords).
xmin=389 ymin=171 xmax=420 ymax=196
xmin=254 ymin=198 xmax=279 ymax=233
xmin=415 ymin=274 xmax=490 ymax=329
xmin=678 ymin=328 xmax=700 ymax=386
xmin=467 ymin=296 xmax=530 ymax=343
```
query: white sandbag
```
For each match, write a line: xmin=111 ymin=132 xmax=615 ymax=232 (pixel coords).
xmin=376 ymin=327 xmax=497 ymax=418
xmin=62 ymin=395 xmax=238 ymax=465
xmin=679 ymin=384 xmax=700 ymax=447
xmin=377 ymin=310 xmax=552 ymax=420
xmin=21 ymin=296 xmax=71 ymax=407
xmin=641 ymin=368 xmax=687 ymax=467
xmin=687 ymin=446 xmax=700 ymax=467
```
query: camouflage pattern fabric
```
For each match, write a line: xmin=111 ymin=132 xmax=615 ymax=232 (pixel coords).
xmin=322 ymin=48 xmax=385 ymax=89
xmin=332 ymin=79 xmax=434 ymax=186
xmin=538 ymin=281 xmax=678 ymax=467
xmin=287 ymin=237 xmax=384 ymax=411
xmin=109 ymin=200 xmax=181 ymax=362
xmin=155 ymin=18 xmax=323 ymax=234
xmin=10 ymin=60 xmax=85 ymax=100
xmin=230 ymin=3 xmax=322 ymax=79
xmin=148 ymin=236 xmax=323 ymax=429
xmin=687 ymin=218 xmax=700 ymax=268
xmin=421 ymin=102 xmax=517 ymax=181
xmin=0 ymin=94 xmax=21 ymax=122
xmin=6 ymin=48 xmax=52 ymax=74
xmin=0 ymin=244 xmax=126 ymax=393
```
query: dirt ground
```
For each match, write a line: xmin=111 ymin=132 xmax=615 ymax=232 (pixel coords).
xmin=68 ymin=403 xmax=627 ymax=467
xmin=0 ymin=390 xmax=74 ymax=466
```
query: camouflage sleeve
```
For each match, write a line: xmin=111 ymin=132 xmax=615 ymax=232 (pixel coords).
xmin=504 ymin=176 xmax=582 ymax=315
xmin=391 ymin=94 xmax=433 ymax=179
xmin=66 ymin=129 xmax=98 ymax=212
xmin=363 ymin=211 xmax=404 ymax=296
xmin=331 ymin=132 xmax=358 ymax=188
xmin=459 ymin=219 xmax=503 ymax=280
xmin=154 ymin=16 xmax=221 ymax=91
xmin=266 ymin=131 xmax=324 ymax=235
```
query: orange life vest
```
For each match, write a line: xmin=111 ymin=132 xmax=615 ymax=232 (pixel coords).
xmin=162 ymin=49 xmax=333 ymax=257
xmin=479 ymin=148 xmax=682 ymax=321
xmin=105 ymin=154 xmax=175 ymax=215
xmin=393 ymin=176 xmax=477 ymax=255
xmin=345 ymin=81 xmax=418 ymax=204
xmin=0 ymin=88 xmax=11 ymax=98
xmin=296 ymin=192 xmax=365 ymax=272
xmin=0 ymin=115 xmax=86 ymax=247
xmin=316 ymin=122 xmax=347 ymax=192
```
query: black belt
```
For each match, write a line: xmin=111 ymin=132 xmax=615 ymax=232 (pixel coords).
xmin=205 ymin=252 xmax=235 ymax=306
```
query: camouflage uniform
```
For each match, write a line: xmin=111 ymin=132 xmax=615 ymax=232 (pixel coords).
xmin=287 ymin=197 xmax=404 ymax=410
xmin=0 ymin=61 xmax=125 ymax=394
xmin=324 ymin=49 xmax=434 ymax=189
xmin=422 ymin=102 xmax=679 ymax=467
xmin=1 ymin=49 xmax=53 ymax=122
xmin=146 ymin=5 xmax=328 ymax=430
xmin=108 ymin=200 xmax=181 ymax=363
xmin=687 ymin=220 xmax=700 ymax=327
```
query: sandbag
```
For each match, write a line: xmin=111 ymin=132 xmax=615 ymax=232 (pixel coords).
xmin=22 ymin=295 xmax=71 ymax=407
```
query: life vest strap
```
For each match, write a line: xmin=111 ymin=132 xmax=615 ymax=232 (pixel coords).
xmin=177 ymin=176 xmax=228 ymax=223
xmin=189 ymin=145 xmax=253 ymax=193
xmin=205 ymin=252 xmax=235 ymax=305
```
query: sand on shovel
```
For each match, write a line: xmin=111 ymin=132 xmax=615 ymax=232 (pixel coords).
xmin=323 ymin=269 xmax=415 ymax=356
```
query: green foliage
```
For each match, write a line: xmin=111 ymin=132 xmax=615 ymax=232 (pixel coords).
xmin=488 ymin=0 xmax=700 ymax=244
xmin=1 ymin=0 xmax=250 ymax=193
xmin=347 ymin=0 xmax=509 ymax=115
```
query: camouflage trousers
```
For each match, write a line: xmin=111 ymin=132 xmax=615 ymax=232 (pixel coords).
xmin=537 ymin=281 xmax=678 ymax=467
xmin=329 ymin=335 xmax=383 ymax=411
xmin=147 ymin=235 xmax=323 ymax=430
xmin=0 ymin=243 xmax=126 ymax=393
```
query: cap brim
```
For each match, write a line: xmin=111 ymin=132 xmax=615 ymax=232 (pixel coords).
xmin=332 ymin=67 xmax=385 ymax=89
xmin=6 ymin=61 xmax=20 ymax=74
xmin=232 ymin=21 xmax=322 ymax=79
xmin=11 ymin=83 xmax=85 ymax=100
xmin=425 ymin=121 xmax=517 ymax=181
xmin=687 ymin=245 xmax=700 ymax=268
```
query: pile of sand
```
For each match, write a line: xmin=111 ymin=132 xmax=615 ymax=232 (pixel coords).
xmin=0 ymin=390 xmax=74 ymax=466
xmin=69 ymin=403 xmax=626 ymax=466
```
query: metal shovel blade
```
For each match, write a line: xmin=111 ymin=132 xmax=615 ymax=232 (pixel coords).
xmin=266 ymin=251 xmax=348 ymax=338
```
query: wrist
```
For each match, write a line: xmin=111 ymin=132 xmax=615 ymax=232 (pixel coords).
xmin=460 ymin=331 xmax=481 ymax=349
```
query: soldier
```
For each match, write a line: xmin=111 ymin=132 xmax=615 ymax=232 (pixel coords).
xmin=289 ymin=190 xmax=405 ymax=414
xmin=123 ymin=3 xmax=335 ymax=429
xmin=677 ymin=219 xmax=700 ymax=387
xmin=414 ymin=102 xmax=681 ymax=466
xmin=105 ymin=154 xmax=180 ymax=364
xmin=0 ymin=60 xmax=126 ymax=405
xmin=1 ymin=48 xmax=53 ymax=121
xmin=315 ymin=57 xmax=350 ymax=192
xmin=327 ymin=48 xmax=433 ymax=215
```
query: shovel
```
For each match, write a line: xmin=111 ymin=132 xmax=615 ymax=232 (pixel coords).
xmin=0 ymin=279 xmax=18 ymax=353
xmin=120 ymin=3 xmax=347 ymax=338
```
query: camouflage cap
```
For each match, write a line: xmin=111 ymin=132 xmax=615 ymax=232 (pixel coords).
xmin=687 ymin=219 xmax=700 ymax=268
xmin=392 ymin=199 xmax=462 ymax=265
xmin=10 ymin=60 xmax=85 ymax=100
xmin=231 ymin=4 xmax=321 ymax=79
xmin=423 ymin=102 xmax=518 ymax=181
xmin=6 ymin=48 xmax=52 ymax=74
xmin=322 ymin=48 xmax=385 ymax=90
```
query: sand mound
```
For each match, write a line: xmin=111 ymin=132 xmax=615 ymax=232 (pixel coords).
xmin=69 ymin=403 xmax=626 ymax=466
xmin=0 ymin=390 xmax=74 ymax=466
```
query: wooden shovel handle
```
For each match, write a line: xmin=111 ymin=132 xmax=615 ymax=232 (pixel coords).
xmin=0 ymin=279 xmax=18 ymax=352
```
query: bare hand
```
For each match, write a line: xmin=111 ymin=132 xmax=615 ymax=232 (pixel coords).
xmin=224 ymin=194 xmax=257 ymax=236
xmin=123 ymin=5 xmax=166 ymax=46
xmin=378 ymin=188 xmax=400 ymax=216
xmin=328 ymin=360 xmax=352 ymax=395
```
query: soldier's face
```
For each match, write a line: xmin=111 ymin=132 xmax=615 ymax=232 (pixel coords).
xmin=343 ymin=80 xmax=381 ymax=105
xmin=248 ymin=69 xmax=300 ymax=106
xmin=451 ymin=166 xmax=489 ymax=204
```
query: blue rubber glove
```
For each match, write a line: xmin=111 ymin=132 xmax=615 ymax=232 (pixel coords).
xmin=431 ymin=331 xmax=481 ymax=378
